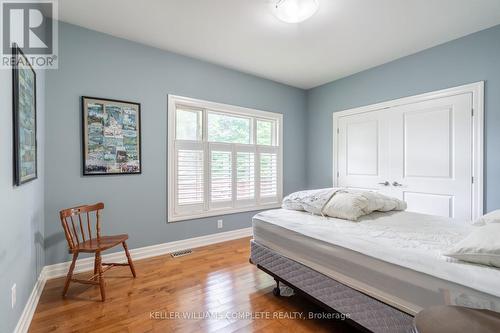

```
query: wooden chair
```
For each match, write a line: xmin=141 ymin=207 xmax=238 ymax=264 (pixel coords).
xmin=59 ymin=203 xmax=136 ymax=301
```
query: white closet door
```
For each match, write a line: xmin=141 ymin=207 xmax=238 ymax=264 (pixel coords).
xmin=389 ymin=93 xmax=473 ymax=219
xmin=337 ymin=110 xmax=393 ymax=195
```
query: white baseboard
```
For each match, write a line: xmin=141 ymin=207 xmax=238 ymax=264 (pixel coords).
xmin=15 ymin=227 xmax=252 ymax=332
xmin=14 ymin=269 xmax=47 ymax=333
xmin=44 ymin=226 xmax=253 ymax=279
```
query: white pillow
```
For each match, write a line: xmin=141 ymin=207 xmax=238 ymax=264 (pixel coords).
xmin=322 ymin=192 xmax=368 ymax=221
xmin=445 ymin=223 xmax=500 ymax=268
xmin=475 ymin=209 xmax=500 ymax=225
xmin=282 ymin=188 xmax=337 ymax=215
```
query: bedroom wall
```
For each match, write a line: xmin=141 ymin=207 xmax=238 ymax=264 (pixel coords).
xmin=306 ymin=24 xmax=500 ymax=213
xmin=0 ymin=66 xmax=46 ymax=331
xmin=44 ymin=22 xmax=307 ymax=265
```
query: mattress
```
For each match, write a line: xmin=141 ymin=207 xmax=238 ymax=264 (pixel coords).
xmin=252 ymin=209 xmax=500 ymax=315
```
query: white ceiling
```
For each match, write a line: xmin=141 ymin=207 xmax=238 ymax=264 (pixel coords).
xmin=58 ymin=0 xmax=500 ymax=89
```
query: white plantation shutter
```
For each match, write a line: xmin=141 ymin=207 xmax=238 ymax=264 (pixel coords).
xmin=259 ymin=150 xmax=278 ymax=202
xmin=177 ymin=150 xmax=204 ymax=204
xmin=174 ymin=141 xmax=205 ymax=215
xmin=235 ymin=145 xmax=257 ymax=207
xmin=209 ymin=144 xmax=233 ymax=208
xmin=236 ymin=152 xmax=255 ymax=200
xmin=168 ymin=95 xmax=282 ymax=222
xmin=210 ymin=151 xmax=232 ymax=201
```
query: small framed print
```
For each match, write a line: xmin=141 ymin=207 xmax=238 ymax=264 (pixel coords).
xmin=12 ymin=44 xmax=37 ymax=185
xmin=82 ymin=96 xmax=142 ymax=175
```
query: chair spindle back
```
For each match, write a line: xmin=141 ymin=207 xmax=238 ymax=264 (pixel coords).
xmin=59 ymin=203 xmax=104 ymax=252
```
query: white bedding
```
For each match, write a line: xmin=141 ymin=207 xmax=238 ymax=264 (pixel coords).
xmin=253 ymin=209 xmax=500 ymax=301
xmin=282 ymin=187 xmax=406 ymax=220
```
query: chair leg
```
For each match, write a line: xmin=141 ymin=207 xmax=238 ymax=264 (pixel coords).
xmin=63 ymin=252 xmax=78 ymax=297
xmin=96 ymin=251 xmax=106 ymax=301
xmin=93 ymin=253 xmax=98 ymax=281
xmin=123 ymin=241 xmax=136 ymax=278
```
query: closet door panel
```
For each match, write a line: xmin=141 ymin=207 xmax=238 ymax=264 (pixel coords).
xmin=403 ymin=107 xmax=452 ymax=178
xmin=389 ymin=93 xmax=473 ymax=219
xmin=337 ymin=111 xmax=392 ymax=195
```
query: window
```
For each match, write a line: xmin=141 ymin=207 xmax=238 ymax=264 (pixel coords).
xmin=176 ymin=107 xmax=202 ymax=141
xmin=208 ymin=112 xmax=251 ymax=144
xmin=168 ymin=95 xmax=283 ymax=222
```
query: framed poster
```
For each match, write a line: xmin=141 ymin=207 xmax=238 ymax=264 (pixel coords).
xmin=82 ymin=96 xmax=142 ymax=175
xmin=12 ymin=45 xmax=37 ymax=186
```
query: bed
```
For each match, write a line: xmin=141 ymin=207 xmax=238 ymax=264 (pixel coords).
xmin=250 ymin=208 xmax=500 ymax=332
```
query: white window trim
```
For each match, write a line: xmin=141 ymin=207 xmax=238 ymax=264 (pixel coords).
xmin=168 ymin=95 xmax=283 ymax=222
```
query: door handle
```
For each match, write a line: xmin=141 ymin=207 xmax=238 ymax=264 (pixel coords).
xmin=378 ymin=181 xmax=390 ymax=186
xmin=392 ymin=181 xmax=403 ymax=187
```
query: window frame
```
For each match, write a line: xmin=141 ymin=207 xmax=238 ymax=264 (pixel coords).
xmin=168 ymin=95 xmax=283 ymax=222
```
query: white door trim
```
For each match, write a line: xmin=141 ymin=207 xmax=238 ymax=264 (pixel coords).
xmin=332 ymin=81 xmax=484 ymax=220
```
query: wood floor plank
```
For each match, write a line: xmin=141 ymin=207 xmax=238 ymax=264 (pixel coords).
xmin=29 ymin=237 xmax=359 ymax=333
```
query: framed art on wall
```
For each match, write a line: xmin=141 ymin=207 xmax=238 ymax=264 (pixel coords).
xmin=82 ymin=96 xmax=142 ymax=175
xmin=12 ymin=44 xmax=37 ymax=186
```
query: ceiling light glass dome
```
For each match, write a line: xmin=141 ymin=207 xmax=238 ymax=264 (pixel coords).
xmin=272 ymin=0 xmax=319 ymax=23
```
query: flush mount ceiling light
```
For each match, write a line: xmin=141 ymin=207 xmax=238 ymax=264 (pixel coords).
xmin=272 ymin=0 xmax=319 ymax=23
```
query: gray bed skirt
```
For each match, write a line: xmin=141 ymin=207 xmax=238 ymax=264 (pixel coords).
xmin=250 ymin=240 xmax=415 ymax=333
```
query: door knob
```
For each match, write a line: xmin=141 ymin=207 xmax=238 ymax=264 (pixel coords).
xmin=378 ymin=181 xmax=390 ymax=186
xmin=392 ymin=181 xmax=403 ymax=187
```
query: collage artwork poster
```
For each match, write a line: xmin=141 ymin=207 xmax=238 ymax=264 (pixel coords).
xmin=83 ymin=97 xmax=141 ymax=175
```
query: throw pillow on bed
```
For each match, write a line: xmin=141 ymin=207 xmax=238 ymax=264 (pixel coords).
xmin=474 ymin=209 xmax=500 ymax=225
xmin=444 ymin=223 xmax=500 ymax=268
xmin=321 ymin=191 xmax=407 ymax=221
xmin=282 ymin=188 xmax=407 ymax=221
xmin=322 ymin=192 xmax=368 ymax=221
xmin=282 ymin=188 xmax=337 ymax=215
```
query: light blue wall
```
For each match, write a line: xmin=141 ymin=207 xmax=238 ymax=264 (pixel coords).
xmin=44 ymin=21 xmax=500 ymax=266
xmin=44 ymin=22 xmax=307 ymax=265
xmin=0 ymin=65 xmax=45 ymax=332
xmin=306 ymin=24 xmax=500 ymax=212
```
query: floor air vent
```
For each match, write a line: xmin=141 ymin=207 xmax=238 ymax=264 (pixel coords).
xmin=171 ymin=249 xmax=193 ymax=258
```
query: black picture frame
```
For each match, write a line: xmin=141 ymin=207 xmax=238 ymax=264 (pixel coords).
xmin=82 ymin=96 xmax=142 ymax=176
xmin=12 ymin=44 xmax=38 ymax=186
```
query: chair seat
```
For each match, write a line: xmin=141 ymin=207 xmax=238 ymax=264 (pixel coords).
xmin=75 ymin=234 xmax=129 ymax=252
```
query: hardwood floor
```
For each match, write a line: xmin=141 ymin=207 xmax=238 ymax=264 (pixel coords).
xmin=30 ymin=237 xmax=359 ymax=333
